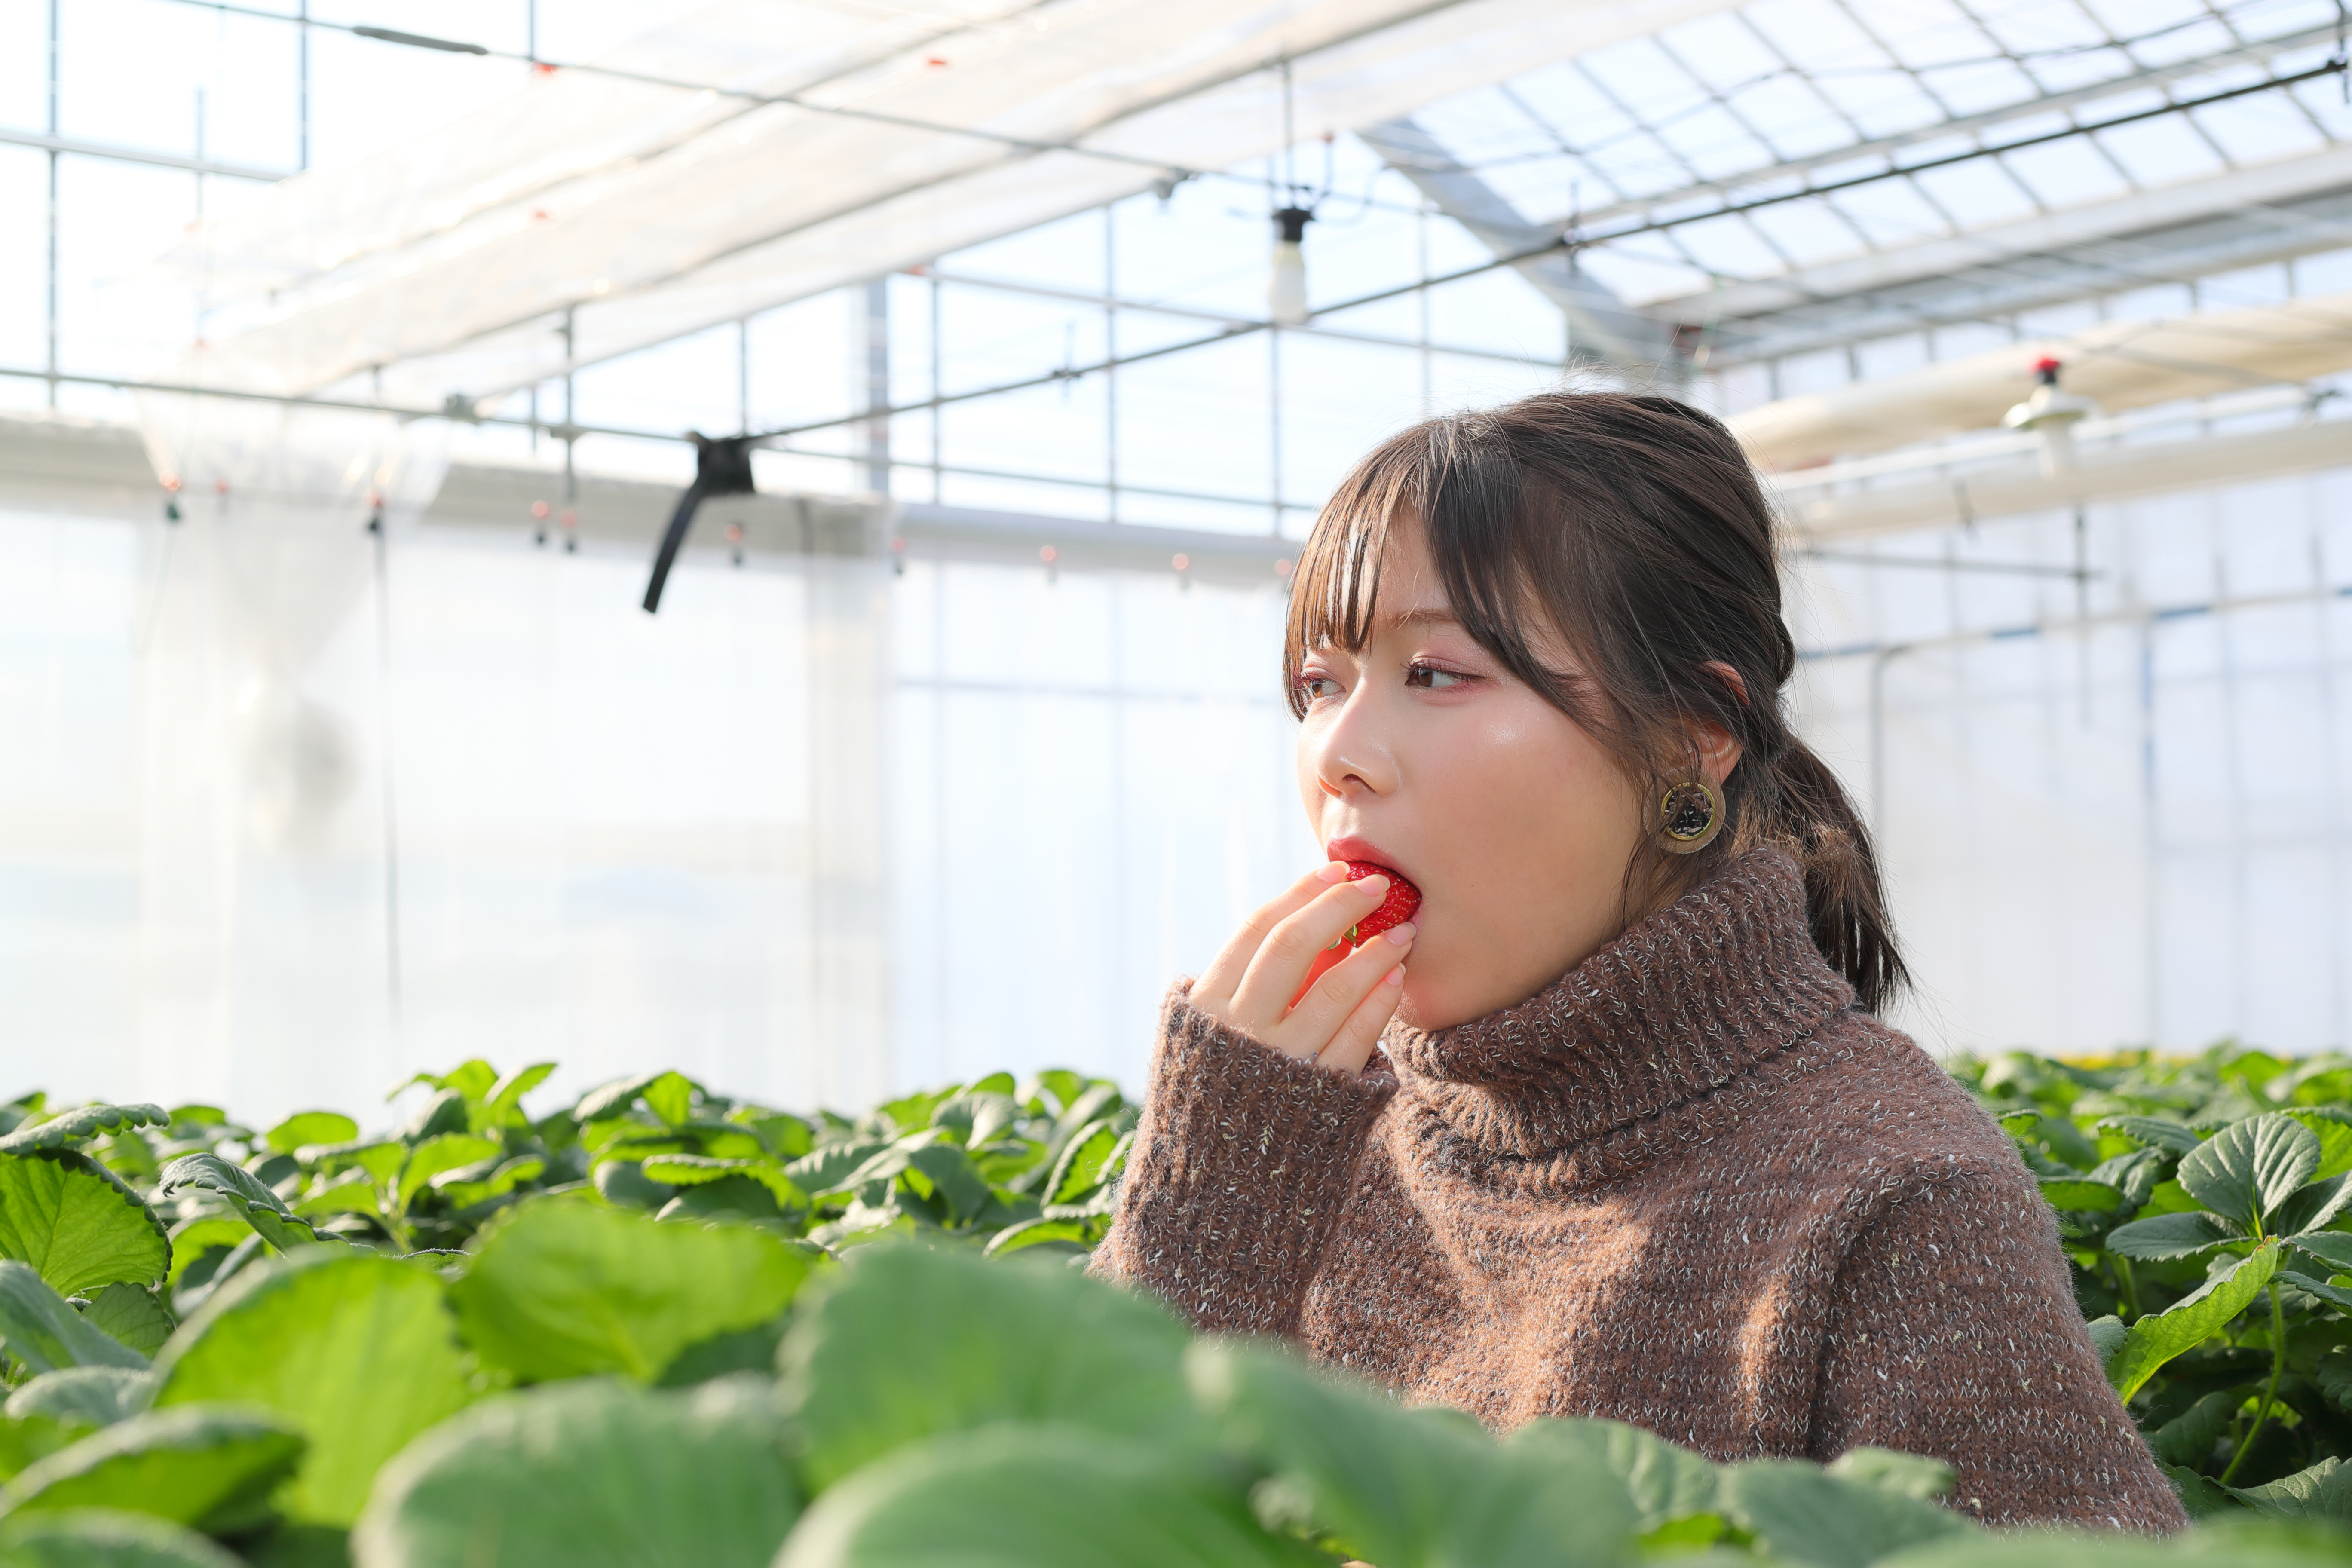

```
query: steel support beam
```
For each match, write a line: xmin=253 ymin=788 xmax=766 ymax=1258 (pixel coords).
xmin=1654 ymin=144 xmax=2352 ymax=365
xmin=1360 ymin=116 xmax=1676 ymax=374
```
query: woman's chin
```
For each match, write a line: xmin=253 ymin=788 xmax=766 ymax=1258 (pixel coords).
xmin=1393 ymin=983 xmax=1476 ymax=1034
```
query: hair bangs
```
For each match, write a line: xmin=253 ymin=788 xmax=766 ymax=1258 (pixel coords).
xmin=1282 ymin=430 xmax=1429 ymax=717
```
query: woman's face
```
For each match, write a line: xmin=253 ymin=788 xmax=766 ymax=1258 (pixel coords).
xmin=1293 ymin=520 xmax=1651 ymax=1031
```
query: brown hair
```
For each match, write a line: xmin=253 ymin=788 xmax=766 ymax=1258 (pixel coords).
xmin=1283 ymin=390 xmax=1907 ymax=1012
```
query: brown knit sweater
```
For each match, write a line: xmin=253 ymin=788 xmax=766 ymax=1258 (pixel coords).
xmin=1096 ymin=847 xmax=2184 ymax=1532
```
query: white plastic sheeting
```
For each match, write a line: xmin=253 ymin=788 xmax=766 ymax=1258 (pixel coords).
xmin=134 ymin=0 xmax=1735 ymax=407
xmin=0 ymin=478 xmax=1302 ymax=1123
xmin=1789 ymin=466 xmax=2352 ymax=1059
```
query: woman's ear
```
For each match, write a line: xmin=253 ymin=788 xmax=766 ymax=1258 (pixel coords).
xmin=1689 ymin=661 xmax=1748 ymax=786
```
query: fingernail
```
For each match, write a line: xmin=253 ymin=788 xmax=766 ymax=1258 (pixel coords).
xmin=1316 ymin=862 xmax=1351 ymax=883
xmin=1384 ymin=965 xmax=1406 ymax=986
xmin=1384 ymin=922 xmax=1416 ymax=946
xmin=1356 ymin=874 xmax=1389 ymax=897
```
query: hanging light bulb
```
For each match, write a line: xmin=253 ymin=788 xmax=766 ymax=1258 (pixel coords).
xmin=1268 ymin=207 xmax=1313 ymax=326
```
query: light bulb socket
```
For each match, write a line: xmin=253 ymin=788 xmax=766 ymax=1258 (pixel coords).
xmin=1273 ymin=206 xmax=1313 ymax=243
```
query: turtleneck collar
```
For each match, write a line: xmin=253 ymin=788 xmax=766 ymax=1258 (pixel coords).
xmin=1382 ymin=845 xmax=1856 ymax=1161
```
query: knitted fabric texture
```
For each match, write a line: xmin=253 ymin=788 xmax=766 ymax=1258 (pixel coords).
xmin=1096 ymin=846 xmax=2184 ymax=1533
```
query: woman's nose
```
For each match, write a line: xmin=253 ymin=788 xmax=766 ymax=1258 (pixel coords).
xmin=1307 ymin=699 xmax=1397 ymax=798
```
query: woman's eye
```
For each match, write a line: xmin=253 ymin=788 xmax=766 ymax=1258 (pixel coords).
xmin=1298 ymin=674 xmax=1343 ymax=701
xmin=1406 ymin=663 xmax=1470 ymax=690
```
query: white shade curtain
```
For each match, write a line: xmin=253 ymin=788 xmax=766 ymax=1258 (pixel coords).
xmin=0 ymin=483 xmax=1302 ymax=1125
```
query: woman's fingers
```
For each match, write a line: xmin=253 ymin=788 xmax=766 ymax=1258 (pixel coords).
xmin=1275 ymin=922 xmax=1415 ymax=1063
xmin=1227 ymin=874 xmax=1393 ymax=1026
xmin=1191 ymin=864 xmax=1351 ymax=1011
xmin=1313 ymin=954 xmax=1410 ymax=1078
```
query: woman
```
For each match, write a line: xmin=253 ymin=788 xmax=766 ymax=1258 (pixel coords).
xmin=1094 ymin=392 xmax=2182 ymax=1532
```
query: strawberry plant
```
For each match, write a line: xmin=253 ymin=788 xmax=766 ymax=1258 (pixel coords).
xmin=0 ymin=1051 xmax=2328 ymax=1565
xmin=1960 ymin=1044 xmax=2352 ymax=1516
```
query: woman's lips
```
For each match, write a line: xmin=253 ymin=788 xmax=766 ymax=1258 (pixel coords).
xmin=1324 ymin=835 xmax=1399 ymax=876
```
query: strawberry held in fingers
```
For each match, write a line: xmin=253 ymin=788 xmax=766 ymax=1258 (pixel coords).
xmin=1341 ymin=860 xmax=1421 ymax=944
xmin=1289 ymin=861 xmax=1422 ymax=1012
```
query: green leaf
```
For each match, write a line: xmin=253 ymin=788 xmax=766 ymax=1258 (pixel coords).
xmin=637 ymin=1157 xmax=804 ymax=1210
xmin=2228 ymin=1455 xmax=2352 ymax=1521
xmin=0 ymin=1421 xmax=78 ymax=1487
xmin=480 ymin=1065 xmax=555 ymax=1130
xmin=781 ymin=1142 xmax=887 ymax=1195
xmin=775 ymin=1427 xmax=1318 ymax=1568
xmin=1718 ymin=1459 xmax=1972 ymax=1568
xmin=77 ymin=1291 xmax=169 ymax=1362
xmin=352 ymin=1377 xmax=796 ymax=1568
xmin=1045 ymin=1122 xmax=1120 ymax=1205
xmin=2287 ymin=1110 xmax=2352 ymax=1180
xmin=0 ymin=1265 xmax=148 ymax=1374
xmin=398 ymin=1092 xmax=467 ymax=1146
xmin=640 ymin=1074 xmax=695 ymax=1129
xmin=0 ymin=1155 xmax=169 ymax=1298
xmin=1825 ymin=1447 xmax=1954 ymax=1502
xmin=2149 ymin=1390 xmax=2240 ymax=1470
xmin=2140 ymin=1179 xmax=2205 ymax=1216
xmin=2098 ymin=1124 xmax=2201 ymax=1161
xmin=2316 ymin=1346 xmax=2352 ymax=1411
xmin=2277 ymin=1271 xmax=2352 ymax=1313
xmin=0 ymin=1111 xmax=170 ymax=1160
xmin=151 ymin=1251 xmax=475 ymax=1526
xmin=391 ymin=1136 xmax=501 ymax=1214
xmin=1186 ymin=1340 xmax=1636 ymax=1568
xmin=153 ymin=1158 xmax=321 ymax=1256
xmin=1506 ymin=1418 xmax=1719 ymax=1532
xmin=2036 ymin=1179 xmax=2123 ymax=1213
xmin=572 ymin=1075 xmax=665 ymax=1124
xmin=779 ymin=1243 xmax=1195 ymax=1492
xmin=2106 ymin=1211 xmax=2241 ymax=1261
xmin=2083 ymin=1315 xmax=2127 ymax=1373
xmin=0 ymin=1406 xmax=304 ymax=1534
xmin=294 ymin=1145 xmax=404 ymax=1188
xmin=1025 ymin=1069 xmax=1087 ymax=1117
xmin=2273 ymin=1173 xmax=2352 ymax=1240
xmin=654 ymin=1319 xmax=789 ymax=1388
xmin=450 ymin=1197 xmax=811 ymax=1384
xmin=161 ymin=1223 xmax=246 ymax=1292
xmin=900 ymin=1145 xmax=991 ymax=1224
xmin=0 ymin=1508 xmax=252 ymax=1568
xmin=2109 ymin=1238 xmax=2284 ymax=1402
xmin=980 ymin=1218 xmax=1092 ymax=1257
xmin=2178 ymin=1115 xmax=2320 ymax=1230
xmin=262 ymin=1116 xmax=358 ymax=1159
xmin=587 ymin=1161 xmax=665 ymax=1211
xmin=2095 ymin=1116 xmax=2202 ymax=1156
xmin=2303 ymin=1232 xmax=2352 ymax=1274
xmin=5 ymin=1370 xmax=156 ymax=1429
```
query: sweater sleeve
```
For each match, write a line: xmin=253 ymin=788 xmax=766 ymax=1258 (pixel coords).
xmin=1807 ymin=1168 xmax=2186 ymax=1533
xmin=1090 ymin=982 xmax=1394 ymax=1337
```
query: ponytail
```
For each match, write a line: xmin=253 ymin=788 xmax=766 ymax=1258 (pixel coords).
xmin=1756 ymin=740 xmax=1906 ymax=1013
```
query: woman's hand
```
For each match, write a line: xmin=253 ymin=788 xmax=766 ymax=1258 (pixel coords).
xmin=1188 ymin=863 xmax=1417 ymax=1077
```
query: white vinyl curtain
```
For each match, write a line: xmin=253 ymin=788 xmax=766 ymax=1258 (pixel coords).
xmin=1791 ymin=467 xmax=2352 ymax=1059
xmin=0 ymin=485 xmax=1303 ymax=1125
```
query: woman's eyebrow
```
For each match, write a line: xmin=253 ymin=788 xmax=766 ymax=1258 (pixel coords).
xmin=1385 ymin=607 xmax=1461 ymax=630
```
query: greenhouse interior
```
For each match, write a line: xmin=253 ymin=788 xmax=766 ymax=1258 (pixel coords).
xmin=4 ymin=0 xmax=2350 ymax=1127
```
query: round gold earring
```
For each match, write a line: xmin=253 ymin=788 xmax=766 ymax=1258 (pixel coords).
xmin=1657 ymin=778 xmax=1725 ymax=854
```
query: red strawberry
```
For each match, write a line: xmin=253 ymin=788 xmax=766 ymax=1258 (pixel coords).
xmin=1341 ymin=860 xmax=1421 ymax=945
xmin=1289 ymin=862 xmax=1422 ymax=1011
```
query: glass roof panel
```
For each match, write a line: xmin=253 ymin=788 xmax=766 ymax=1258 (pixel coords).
xmin=1401 ymin=0 xmax=2349 ymax=325
xmin=1821 ymin=176 xmax=1956 ymax=245
xmin=1995 ymin=132 xmax=2143 ymax=207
